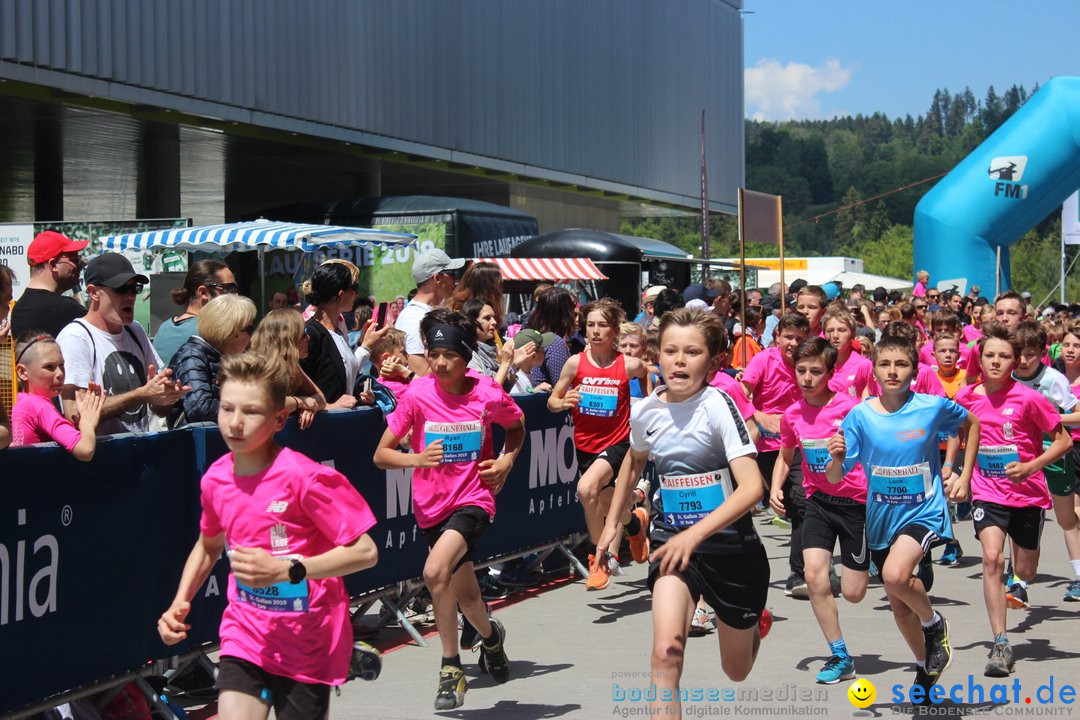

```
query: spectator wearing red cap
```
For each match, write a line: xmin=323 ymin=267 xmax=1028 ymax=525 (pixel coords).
xmin=10 ymin=231 xmax=89 ymax=338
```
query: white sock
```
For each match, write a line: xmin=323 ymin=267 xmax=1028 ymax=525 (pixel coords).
xmin=1071 ymin=559 xmax=1080 ymax=579
xmin=920 ymin=611 xmax=941 ymax=629
xmin=1015 ymin=579 xmax=1028 ymax=589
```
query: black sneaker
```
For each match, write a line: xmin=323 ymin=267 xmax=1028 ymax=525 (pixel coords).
xmin=829 ymin=564 xmax=842 ymax=598
xmin=479 ymin=573 xmax=511 ymax=601
xmin=912 ymin=665 xmax=935 ymax=707
xmin=477 ymin=618 xmax=510 ymax=684
xmin=434 ymin=664 xmax=467 ymax=710
xmin=984 ymin=641 xmax=1015 ymax=677
xmin=459 ymin=613 xmax=479 ymax=650
xmin=347 ymin=641 xmax=382 ymax=682
xmin=922 ymin=614 xmax=952 ymax=677
xmin=785 ymin=572 xmax=808 ymax=598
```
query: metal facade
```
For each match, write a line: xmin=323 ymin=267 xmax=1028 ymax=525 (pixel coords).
xmin=0 ymin=0 xmax=744 ymax=212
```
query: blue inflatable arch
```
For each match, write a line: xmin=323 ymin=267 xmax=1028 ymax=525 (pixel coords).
xmin=913 ymin=76 xmax=1080 ymax=295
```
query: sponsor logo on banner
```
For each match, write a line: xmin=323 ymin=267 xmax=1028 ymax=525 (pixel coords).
xmin=1 ymin=508 xmax=60 ymax=626
xmin=527 ymin=417 xmax=579 ymax=517
xmin=989 ymin=155 xmax=1029 ymax=200
xmin=1065 ymin=191 xmax=1080 ymax=246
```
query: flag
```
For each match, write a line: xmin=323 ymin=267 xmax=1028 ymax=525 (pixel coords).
xmin=740 ymin=189 xmax=783 ymax=245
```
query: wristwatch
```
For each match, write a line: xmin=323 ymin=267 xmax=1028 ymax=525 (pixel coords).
xmin=288 ymin=558 xmax=307 ymax=584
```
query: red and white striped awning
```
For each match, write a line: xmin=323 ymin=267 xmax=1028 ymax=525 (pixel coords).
xmin=475 ymin=257 xmax=608 ymax=281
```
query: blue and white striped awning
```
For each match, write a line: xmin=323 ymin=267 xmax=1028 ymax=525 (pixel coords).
xmin=99 ymin=220 xmax=416 ymax=253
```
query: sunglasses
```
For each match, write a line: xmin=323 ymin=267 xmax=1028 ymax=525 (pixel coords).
xmin=914 ymin=304 xmax=927 ymax=310
xmin=207 ymin=282 xmax=240 ymax=295
xmin=111 ymin=281 xmax=144 ymax=295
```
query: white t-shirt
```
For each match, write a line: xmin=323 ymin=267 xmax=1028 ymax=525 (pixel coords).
xmin=1015 ymin=365 xmax=1078 ymax=413
xmin=395 ymin=300 xmax=433 ymax=355
xmin=330 ymin=330 xmax=360 ymax=395
xmin=56 ymin=319 xmax=164 ymax=435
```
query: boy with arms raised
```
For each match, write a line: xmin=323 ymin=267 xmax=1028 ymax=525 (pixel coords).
xmin=374 ymin=308 xmax=525 ymax=710
xmin=158 ymin=354 xmax=380 ymax=720
xmin=827 ymin=336 xmax=980 ymax=701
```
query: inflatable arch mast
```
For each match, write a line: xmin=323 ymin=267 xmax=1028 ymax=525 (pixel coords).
xmin=914 ymin=76 xmax=1080 ymax=295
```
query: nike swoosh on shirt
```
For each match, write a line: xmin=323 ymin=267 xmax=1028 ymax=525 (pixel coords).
xmin=645 ymin=428 xmax=659 ymax=437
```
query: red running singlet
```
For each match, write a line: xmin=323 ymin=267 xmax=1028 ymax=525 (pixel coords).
xmin=571 ymin=351 xmax=631 ymax=453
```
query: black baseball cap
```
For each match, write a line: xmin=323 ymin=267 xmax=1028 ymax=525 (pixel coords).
xmin=84 ymin=253 xmax=149 ymax=288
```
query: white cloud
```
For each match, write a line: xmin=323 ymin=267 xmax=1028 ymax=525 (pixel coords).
xmin=745 ymin=58 xmax=854 ymax=121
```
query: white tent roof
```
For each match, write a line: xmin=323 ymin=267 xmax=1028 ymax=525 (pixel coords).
xmin=99 ymin=219 xmax=416 ymax=253
xmin=829 ymin=270 xmax=910 ymax=292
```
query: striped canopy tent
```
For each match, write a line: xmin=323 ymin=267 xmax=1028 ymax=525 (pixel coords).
xmin=98 ymin=219 xmax=416 ymax=253
xmin=475 ymin=257 xmax=607 ymax=281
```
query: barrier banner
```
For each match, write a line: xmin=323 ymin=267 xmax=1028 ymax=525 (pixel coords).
xmin=0 ymin=396 xmax=585 ymax=716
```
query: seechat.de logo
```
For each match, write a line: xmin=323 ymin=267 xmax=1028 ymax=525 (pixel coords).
xmin=895 ymin=429 xmax=926 ymax=441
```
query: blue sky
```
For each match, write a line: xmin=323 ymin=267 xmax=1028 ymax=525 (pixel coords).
xmin=743 ymin=0 xmax=1080 ymax=121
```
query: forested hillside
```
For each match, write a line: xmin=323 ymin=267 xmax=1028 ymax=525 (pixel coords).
xmin=622 ymin=84 xmax=1075 ymax=301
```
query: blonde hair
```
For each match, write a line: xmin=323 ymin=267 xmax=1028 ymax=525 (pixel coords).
xmin=218 ymin=352 xmax=289 ymax=410
xmin=197 ymin=294 xmax=256 ymax=350
xmin=618 ymin=322 xmax=645 ymax=341
xmin=250 ymin=308 xmax=304 ymax=390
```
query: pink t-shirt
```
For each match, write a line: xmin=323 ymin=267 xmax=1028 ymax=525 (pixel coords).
xmin=962 ymin=325 xmax=982 ymax=344
xmin=1071 ymin=377 xmax=1080 ymax=443
xmin=199 ymin=447 xmax=377 ymax=685
xmin=955 ymin=381 xmax=1060 ymax=509
xmin=913 ymin=281 xmax=927 ymax=298
xmin=386 ymin=371 xmax=524 ymax=528
xmin=380 ymin=376 xmax=411 ymax=399
xmin=829 ymin=350 xmax=873 ymax=398
xmin=10 ymin=393 xmax=82 ymax=451
xmin=780 ymin=393 xmax=866 ymax=502
xmin=710 ymin=370 xmax=755 ymax=420
xmin=742 ymin=346 xmax=801 ymax=452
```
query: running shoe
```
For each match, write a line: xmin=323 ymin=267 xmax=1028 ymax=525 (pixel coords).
xmin=922 ymin=614 xmax=952 ymax=677
xmin=477 ymin=618 xmax=510 ymax=684
xmin=916 ymin=555 xmax=935 ymax=592
xmin=586 ymin=553 xmax=611 ymax=591
xmin=912 ymin=665 xmax=935 ymax=706
xmin=1063 ymin=579 xmax=1080 ymax=602
xmin=938 ymin=542 xmax=963 ymax=566
xmin=479 ymin=573 xmax=511 ymax=601
xmin=784 ymin=572 xmax=808 ymax=598
xmin=829 ymin=564 xmax=841 ymax=598
xmin=347 ymin=641 xmax=382 ymax=682
xmin=771 ymin=514 xmax=792 ymax=530
xmin=434 ymin=665 xmax=467 ymax=710
xmin=758 ymin=608 xmax=773 ymax=639
xmin=815 ymin=654 xmax=855 ymax=685
xmin=628 ymin=506 xmax=651 ymax=564
xmin=689 ymin=606 xmax=714 ymax=636
xmin=607 ymin=553 xmax=625 ymax=577
xmin=459 ymin=613 xmax=479 ymax=650
xmin=1006 ymin=583 xmax=1029 ymax=609
xmin=984 ymin=641 xmax=1014 ymax=677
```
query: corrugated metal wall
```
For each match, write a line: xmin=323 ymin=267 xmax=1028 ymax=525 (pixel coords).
xmin=0 ymin=0 xmax=743 ymax=210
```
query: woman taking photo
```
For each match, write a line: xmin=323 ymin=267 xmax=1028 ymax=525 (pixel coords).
xmin=169 ymin=294 xmax=256 ymax=424
xmin=300 ymin=262 xmax=362 ymax=409
xmin=154 ymin=259 xmax=237 ymax=366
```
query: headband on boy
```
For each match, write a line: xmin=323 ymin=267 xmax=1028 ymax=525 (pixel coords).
xmin=15 ymin=334 xmax=54 ymax=364
xmin=425 ymin=324 xmax=474 ymax=361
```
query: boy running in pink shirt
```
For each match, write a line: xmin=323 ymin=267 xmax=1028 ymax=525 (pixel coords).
xmin=374 ymin=308 xmax=525 ymax=710
xmin=158 ymin=353 xmax=380 ymax=720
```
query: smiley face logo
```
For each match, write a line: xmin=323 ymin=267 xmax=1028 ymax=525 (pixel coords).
xmin=847 ymin=678 xmax=876 ymax=708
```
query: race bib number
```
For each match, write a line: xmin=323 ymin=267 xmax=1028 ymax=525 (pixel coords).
xmin=578 ymin=385 xmax=619 ymax=417
xmin=801 ymin=438 xmax=831 ymax=474
xmin=977 ymin=444 xmax=1019 ymax=479
xmin=870 ymin=463 xmax=932 ymax=505
xmin=660 ymin=470 xmax=733 ymax=528
xmin=425 ymin=420 xmax=483 ymax=463
xmin=235 ymin=579 xmax=310 ymax=613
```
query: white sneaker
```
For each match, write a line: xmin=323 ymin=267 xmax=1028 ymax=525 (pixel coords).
xmin=607 ymin=554 xmax=625 ymax=577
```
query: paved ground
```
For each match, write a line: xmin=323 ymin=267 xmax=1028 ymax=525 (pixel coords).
xmin=203 ymin=510 xmax=1080 ymax=719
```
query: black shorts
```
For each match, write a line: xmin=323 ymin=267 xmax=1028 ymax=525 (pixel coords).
xmin=972 ymin=500 xmax=1045 ymax=551
xmin=576 ymin=441 xmax=630 ymax=487
xmin=869 ymin=523 xmax=942 ymax=571
xmin=802 ymin=493 xmax=869 ymax=571
xmin=216 ymin=656 xmax=330 ymax=720
xmin=422 ymin=505 xmax=491 ymax=570
xmin=647 ymin=542 xmax=770 ymax=630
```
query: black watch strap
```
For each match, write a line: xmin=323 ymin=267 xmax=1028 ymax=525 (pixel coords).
xmin=288 ymin=558 xmax=307 ymax=584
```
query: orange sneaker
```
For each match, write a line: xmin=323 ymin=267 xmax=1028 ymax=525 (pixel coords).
xmin=628 ymin=507 xmax=650 ymax=564
xmin=586 ymin=553 xmax=611 ymax=591
xmin=758 ymin=608 xmax=773 ymax=639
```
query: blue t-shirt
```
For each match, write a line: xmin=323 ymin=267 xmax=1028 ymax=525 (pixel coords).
xmin=840 ymin=392 xmax=967 ymax=550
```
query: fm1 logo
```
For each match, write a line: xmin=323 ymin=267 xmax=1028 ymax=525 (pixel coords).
xmin=989 ymin=155 xmax=1029 ymax=200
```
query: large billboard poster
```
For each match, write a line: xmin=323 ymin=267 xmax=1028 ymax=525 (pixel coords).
xmin=0 ymin=224 xmax=35 ymax=303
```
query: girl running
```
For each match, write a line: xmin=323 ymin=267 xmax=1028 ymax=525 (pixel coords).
xmin=954 ymin=323 xmax=1071 ymax=677
xmin=822 ymin=309 xmax=873 ymax=398
xmin=597 ymin=308 xmax=771 ymax=719
xmin=549 ymin=298 xmax=650 ymax=589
